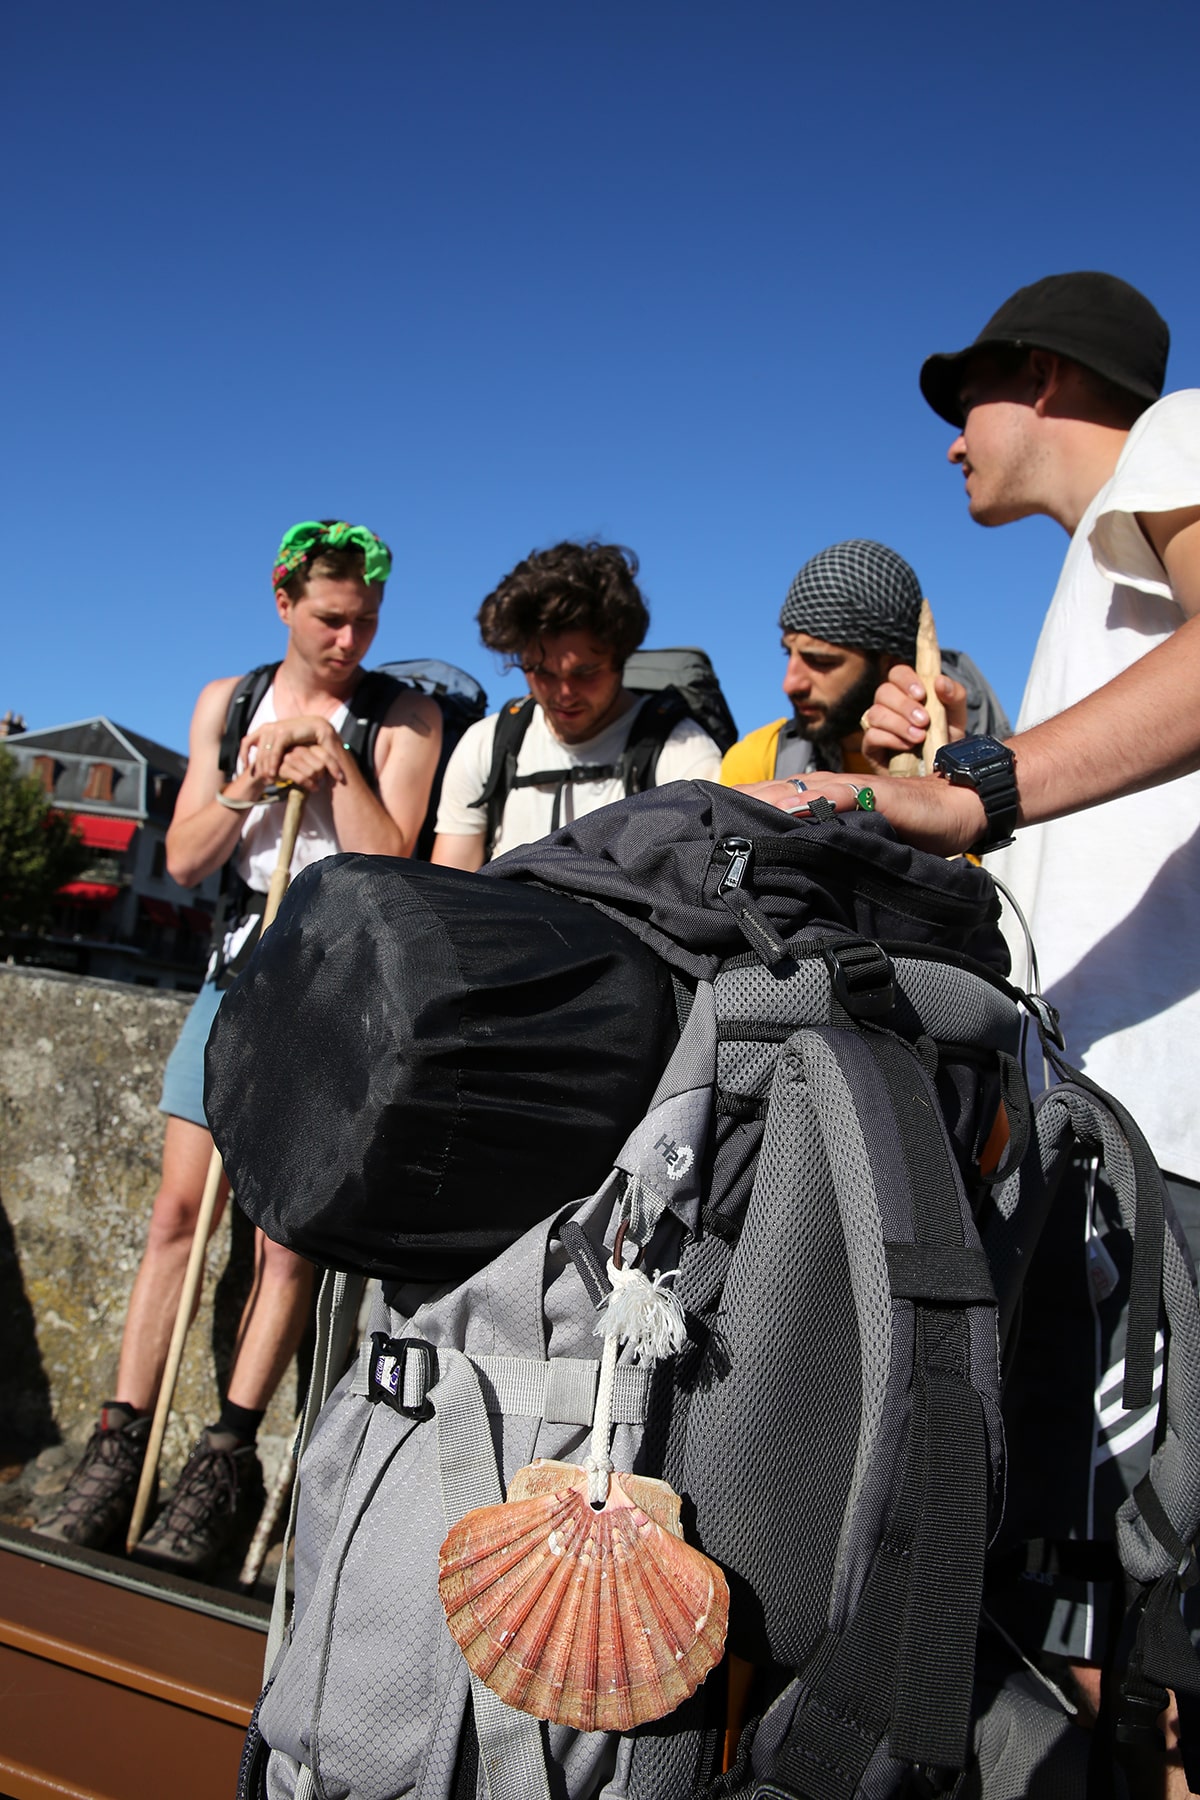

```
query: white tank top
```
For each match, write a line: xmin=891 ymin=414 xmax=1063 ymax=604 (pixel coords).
xmin=213 ymin=686 xmax=351 ymax=972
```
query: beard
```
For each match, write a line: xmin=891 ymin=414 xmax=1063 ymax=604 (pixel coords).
xmin=793 ymin=661 xmax=882 ymax=751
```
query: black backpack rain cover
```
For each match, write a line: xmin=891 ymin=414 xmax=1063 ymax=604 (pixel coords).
xmin=204 ymin=857 xmax=677 ymax=1283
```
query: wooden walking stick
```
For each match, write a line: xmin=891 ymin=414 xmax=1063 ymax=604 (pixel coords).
xmin=238 ymin=1404 xmax=300 ymax=1589
xmin=888 ymin=599 xmax=949 ymax=777
xmin=127 ymin=785 xmax=307 ymax=1555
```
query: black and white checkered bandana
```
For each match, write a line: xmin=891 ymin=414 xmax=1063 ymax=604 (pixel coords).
xmin=779 ymin=540 xmax=922 ymax=661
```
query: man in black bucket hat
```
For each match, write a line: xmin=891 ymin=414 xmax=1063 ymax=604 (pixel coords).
xmin=918 ymin=270 xmax=1169 ymax=438
xmin=746 ymin=271 xmax=1200 ymax=1743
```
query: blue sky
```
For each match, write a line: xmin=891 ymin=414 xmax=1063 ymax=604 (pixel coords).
xmin=5 ymin=1 xmax=1199 ymax=757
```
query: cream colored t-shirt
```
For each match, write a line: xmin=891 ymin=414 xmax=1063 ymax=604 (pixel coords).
xmin=992 ymin=389 xmax=1200 ymax=1179
xmin=436 ymin=699 xmax=723 ymax=858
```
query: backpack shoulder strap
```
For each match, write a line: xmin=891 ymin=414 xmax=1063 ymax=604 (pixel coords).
xmin=761 ymin=1025 xmax=996 ymax=1786
xmin=219 ymin=663 xmax=279 ymax=781
xmin=474 ymin=696 xmax=537 ymax=860
xmin=339 ymin=669 xmax=410 ymax=790
xmin=618 ymin=686 xmax=690 ymax=794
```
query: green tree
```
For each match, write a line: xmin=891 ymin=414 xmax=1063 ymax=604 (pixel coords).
xmin=0 ymin=746 xmax=91 ymax=953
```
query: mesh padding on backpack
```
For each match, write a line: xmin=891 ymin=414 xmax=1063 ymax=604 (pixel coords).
xmin=972 ymin=1669 xmax=1089 ymax=1797
xmin=714 ymin=954 xmax=832 ymax=1030
xmin=626 ymin=1690 xmax=725 ymax=1800
xmin=716 ymin=1037 xmax=777 ymax=1097
xmin=714 ymin=947 xmax=1018 ymax=1056
xmin=892 ymin=956 xmax=1017 ymax=1046
xmin=683 ymin=1051 xmax=870 ymax=1668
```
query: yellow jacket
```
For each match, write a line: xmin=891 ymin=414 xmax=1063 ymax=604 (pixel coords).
xmin=720 ymin=719 xmax=787 ymax=785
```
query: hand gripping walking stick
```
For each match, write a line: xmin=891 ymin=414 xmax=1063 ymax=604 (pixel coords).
xmin=127 ymin=785 xmax=307 ymax=1554
xmin=888 ymin=598 xmax=950 ymax=777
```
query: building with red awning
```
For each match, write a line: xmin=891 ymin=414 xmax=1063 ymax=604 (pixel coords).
xmin=3 ymin=717 xmax=220 ymax=988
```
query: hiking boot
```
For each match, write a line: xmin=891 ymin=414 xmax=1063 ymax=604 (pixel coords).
xmin=39 ymin=1405 xmax=153 ymax=1551
xmin=134 ymin=1432 xmax=265 ymax=1579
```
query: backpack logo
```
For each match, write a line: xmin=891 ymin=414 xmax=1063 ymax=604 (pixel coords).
xmin=655 ymin=1134 xmax=694 ymax=1180
xmin=374 ymin=1351 xmax=401 ymax=1398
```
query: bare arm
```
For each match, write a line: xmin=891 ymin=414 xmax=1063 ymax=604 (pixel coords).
xmin=366 ymin=690 xmax=443 ymax=857
xmin=166 ymin=678 xmax=260 ymax=887
xmin=746 ymin=609 xmax=1200 ymax=856
xmin=430 ymin=830 xmax=486 ymax=872
xmin=795 ymin=506 xmax=1200 ymax=855
xmin=168 ymin=682 xmax=445 ymax=885
xmin=166 ymin=683 xmax=359 ymax=886
xmin=428 ymin=719 xmax=488 ymax=871
xmin=239 ymin=690 xmax=443 ymax=860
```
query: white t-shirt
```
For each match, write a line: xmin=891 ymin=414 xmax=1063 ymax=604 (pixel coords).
xmin=436 ymin=698 xmax=723 ymax=858
xmin=992 ymin=389 xmax=1200 ymax=1179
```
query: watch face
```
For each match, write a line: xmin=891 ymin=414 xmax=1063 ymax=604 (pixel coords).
xmin=939 ymin=735 xmax=1008 ymax=771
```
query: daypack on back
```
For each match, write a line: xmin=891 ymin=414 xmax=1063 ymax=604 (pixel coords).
xmin=210 ymin=658 xmax=487 ymax=983
xmin=225 ymin=785 xmax=1200 ymax=1800
xmin=623 ymin=646 xmax=739 ymax=752
xmin=475 ymin=646 xmax=736 ymax=857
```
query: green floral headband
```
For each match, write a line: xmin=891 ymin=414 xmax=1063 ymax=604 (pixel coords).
xmin=272 ymin=520 xmax=393 ymax=591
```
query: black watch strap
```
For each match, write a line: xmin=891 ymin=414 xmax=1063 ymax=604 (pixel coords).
xmin=933 ymin=737 xmax=1018 ymax=855
xmin=969 ymin=761 xmax=1018 ymax=853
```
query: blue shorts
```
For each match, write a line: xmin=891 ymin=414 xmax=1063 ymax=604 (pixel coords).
xmin=159 ymin=979 xmax=224 ymax=1128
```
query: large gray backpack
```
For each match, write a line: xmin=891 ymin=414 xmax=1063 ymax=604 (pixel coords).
xmin=230 ymin=785 xmax=1200 ymax=1800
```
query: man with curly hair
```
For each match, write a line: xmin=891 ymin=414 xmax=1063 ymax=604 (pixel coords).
xmin=432 ymin=540 xmax=722 ymax=867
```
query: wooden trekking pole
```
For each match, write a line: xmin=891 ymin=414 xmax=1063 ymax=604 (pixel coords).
xmin=239 ymin=1405 xmax=299 ymax=1588
xmin=127 ymin=785 xmax=307 ymax=1555
xmin=888 ymin=599 xmax=949 ymax=778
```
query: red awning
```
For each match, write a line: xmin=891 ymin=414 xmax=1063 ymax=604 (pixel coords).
xmin=140 ymin=898 xmax=180 ymax=926
xmin=179 ymin=905 xmax=214 ymax=931
xmin=71 ymin=814 xmax=138 ymax=851
xmin=59 ymin=881 xmax=120 ymax=903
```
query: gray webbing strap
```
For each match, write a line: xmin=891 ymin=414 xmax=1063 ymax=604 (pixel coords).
xmin=433 ymin=1346 xmax=553 ymax=1800
xmin=294 ymin=1766 xmax=316 ymax=1800
xmin=266 ymin=1269 xmax=364 ymax=1674
xmin=614 ymin=979 xmax=715 ymax=1246
xmin=352 ymin=1342 xmax=651 ymax=1427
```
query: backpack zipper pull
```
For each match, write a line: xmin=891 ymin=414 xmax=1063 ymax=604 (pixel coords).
xmin=718 ymin=837 xmax=753 ymax=894
xmin=715 ymin=835 xmax=791 ymax=967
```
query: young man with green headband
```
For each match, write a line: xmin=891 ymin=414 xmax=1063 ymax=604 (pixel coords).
xmin=43 ymin=519 xmax=442 ymax=1575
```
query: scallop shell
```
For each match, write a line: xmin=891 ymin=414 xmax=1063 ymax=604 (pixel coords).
xmin=438 ymin=1460 xmax=729 ymax=1732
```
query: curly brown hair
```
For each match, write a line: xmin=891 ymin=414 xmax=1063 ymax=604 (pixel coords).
xmin=477 ymin=541 xmax=649 ymax=668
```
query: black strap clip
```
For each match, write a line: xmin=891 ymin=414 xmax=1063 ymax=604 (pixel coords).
xmin=1024 ymin=991 xmax=1066 ymax=1050
xmin=822 ymin=937 xmax=895 ymax=1021
xmin=367 ymin=1333 xmax=436 ymax=1419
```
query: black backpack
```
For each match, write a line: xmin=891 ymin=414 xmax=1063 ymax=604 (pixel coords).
xmin=475 ymin=646 xmax=736 ymax=858
xmin=210 ymin=658 xmax=486 ymax=982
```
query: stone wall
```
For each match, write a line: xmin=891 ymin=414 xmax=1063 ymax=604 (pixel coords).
xmin=0 ymin=965 xmax=305 ymax=1492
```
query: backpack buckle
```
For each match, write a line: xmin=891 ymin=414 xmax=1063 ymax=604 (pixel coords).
xmin=822 ymin=938 xmax=895 ymax=1020
xmin=1025 ymin=992 xmax=1066 ymax=1050
xmin=367 ymin=1333 xmax=436 ymax=1419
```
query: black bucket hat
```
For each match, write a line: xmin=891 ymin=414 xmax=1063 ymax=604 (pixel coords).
xmin=919 ymin=272 xmax=1169 ymax=428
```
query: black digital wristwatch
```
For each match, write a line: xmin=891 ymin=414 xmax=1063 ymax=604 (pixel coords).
xmin=932 ymin=735 xmax=1018 ymax=854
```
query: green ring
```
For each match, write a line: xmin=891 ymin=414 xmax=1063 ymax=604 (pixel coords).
xmin=855 ymin=787 xmax=876 ymax=811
